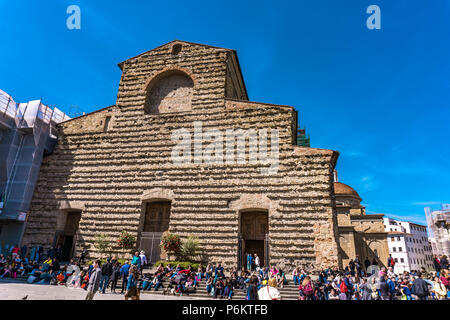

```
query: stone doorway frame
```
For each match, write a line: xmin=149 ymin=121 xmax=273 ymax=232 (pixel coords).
xmin=230 ymin=194 xmax=279 ymax=270
xmin=137 ymin=188 xmax=175 ymax=264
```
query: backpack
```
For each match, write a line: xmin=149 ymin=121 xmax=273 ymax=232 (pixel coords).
xmin=340 ymin=281 xmax=348 ymax=293
xmin=303 ymin=283 xmax=313 ymax=295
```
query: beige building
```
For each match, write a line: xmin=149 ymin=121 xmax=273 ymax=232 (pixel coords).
xmin=21 ymin=40 xmax=345 ymax=271
xmin=334 ymin=174 xmax=389 ymax=269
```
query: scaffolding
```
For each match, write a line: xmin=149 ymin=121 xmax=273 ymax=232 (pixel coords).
xmin=425 ymin=204 xmax=450 ymax=257
xmin=297 ymin=128 xmax=310 ymax=147
xmin=0 ymin=89 xmax=70 ymax=129
xmin=0 ymin=89 xmax=70 ymax=221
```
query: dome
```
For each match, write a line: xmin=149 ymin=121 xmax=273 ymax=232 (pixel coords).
xmin=334 ymin=182 xmax=361 ymax=199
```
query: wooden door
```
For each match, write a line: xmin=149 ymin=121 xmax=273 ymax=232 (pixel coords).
xmin=143 ymin=201 xmax=171 ymax=233
xmin=64 ymin=212 xmax=81 ymax=236
xmin=241 ymin=211 xmax=268 ymax=240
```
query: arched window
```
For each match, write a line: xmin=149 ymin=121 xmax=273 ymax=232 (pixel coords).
xmin=144 ymin=71 xmax=194 ymax=114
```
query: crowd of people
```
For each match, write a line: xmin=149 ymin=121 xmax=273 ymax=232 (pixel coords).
xmin=1 ymin=243 xmax=449 ymax=301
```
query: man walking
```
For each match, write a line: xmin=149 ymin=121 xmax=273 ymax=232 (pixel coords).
xmin=100 ymin=257 xmax=113 ymax=293
xmin=85 ymin=260 xmax=102 ymax=300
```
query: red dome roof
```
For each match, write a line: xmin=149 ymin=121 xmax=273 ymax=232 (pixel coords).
xmin=334 ymin=182 xmax=361 ymax=198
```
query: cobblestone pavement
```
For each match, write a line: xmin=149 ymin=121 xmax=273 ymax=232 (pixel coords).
xmin=0 ymin=279 xmax=199 ymax=300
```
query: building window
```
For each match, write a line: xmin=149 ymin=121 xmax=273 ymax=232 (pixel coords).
xmin=171 ymin=43 xmax=182 ymax=55
xmin=401 ymin=258 xmax=404 ymax=263
xmin=393 ymin=247 xmax=396 ymax=252
xmin=391 ymin=237 xmax=395 ymax=241
xmin=394 ymin=258 xmax=398 ymax=263
xmin=397 ymin=237 xmax=400 ymax=241
xmin=399 ymin=247 xmax=402 ymax=252
xmin=103 ymin=116 xmax=112 ymax=132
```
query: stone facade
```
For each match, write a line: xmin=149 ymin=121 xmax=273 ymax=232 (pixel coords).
xmin=334 ymin=179 xmax=389 ymax=269
xmin=22 ymin=40 xmax=341 ymax=271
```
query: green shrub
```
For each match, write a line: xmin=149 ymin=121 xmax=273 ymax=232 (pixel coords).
xmin=179 ymin=236 xmax=199 ymax=261
xmin=154 ymin=260 xmax=201 ymax=270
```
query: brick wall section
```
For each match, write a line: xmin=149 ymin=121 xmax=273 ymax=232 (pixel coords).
xmin=22 ymin=41 xmax=341 ymax=271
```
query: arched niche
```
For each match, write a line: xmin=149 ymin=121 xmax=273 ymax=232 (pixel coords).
xmin=143 ymin=68 xmax=195 ymax=114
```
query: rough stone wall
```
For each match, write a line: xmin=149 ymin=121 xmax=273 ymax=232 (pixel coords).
xmin=22 ymin=41 xmax=340 ymax=271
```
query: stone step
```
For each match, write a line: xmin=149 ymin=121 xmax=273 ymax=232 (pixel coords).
xmin=141 ymin=289 xmax=299 ymax=300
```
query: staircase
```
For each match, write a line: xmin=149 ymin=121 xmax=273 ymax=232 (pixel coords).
xmin=139 ymin=280 xmax=300 ymax=300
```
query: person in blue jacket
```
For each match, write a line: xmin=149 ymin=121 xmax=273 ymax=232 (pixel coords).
xmin=387 ymin=277 xmax=396 ymax=300
xmin=125 ymin=265 xmax=139 ymax=300
xmin=120 ymin=260 xmax=131 ymax=294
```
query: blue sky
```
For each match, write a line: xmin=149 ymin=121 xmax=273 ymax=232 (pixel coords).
xmin=1 ymin=1 xmax=449 ymax=226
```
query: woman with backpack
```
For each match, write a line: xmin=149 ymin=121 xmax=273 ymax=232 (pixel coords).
xmin=124 ymin=265 xmax=140 ymax=300
xmin=301 ymin=276 xmax=314 ymax=300
xmin=339 ymin=277 xmax=349 ymax=300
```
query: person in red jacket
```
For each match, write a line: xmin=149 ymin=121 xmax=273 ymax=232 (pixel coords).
xmin=11 ymin=245 xmax=20 ymax=259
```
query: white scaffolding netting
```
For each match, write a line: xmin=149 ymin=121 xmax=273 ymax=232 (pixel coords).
xmin=0 ymin=89 xmax=70 ymax=125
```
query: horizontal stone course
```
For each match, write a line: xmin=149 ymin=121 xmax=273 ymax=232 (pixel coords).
xmin=22 ymin=41 xmax=340 ymax=271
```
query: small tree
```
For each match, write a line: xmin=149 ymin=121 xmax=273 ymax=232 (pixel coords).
xmin=160 ymin=231 xmax=181 ymax=261
xmin=94 ymin=233 xmax=110 ymax=258
xmin=180 ymin=235 xmax=200 ymax=261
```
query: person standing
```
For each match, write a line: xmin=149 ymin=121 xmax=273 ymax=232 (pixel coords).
xmin=85 ymin=260 xmax=102 ymax=300
xmin=100 ymin=257 xmax=112 ymax=293
xmin=120 ymin=260 xmax=131 ymax=294
xmin=355 ymin=255 xmax=362 ymax=277
xmin=246 ymin=275 xmax=259 ymax=300
xmin=131 ymin=251 xmax=141 ymax=270
xmin=432 ymin=255 xmax=441 ymax=276
xmin=20 ymin=245 xmax=27 ymax=258
xmin=440 ymin=255 xmax=448 ymax=270
xmin=344 ymin=273 xmax=353 ymax=299
xmin=379 ymin=275 xmax=390 ymax=300
xmin=110 ymin=261 xmax=121 ymax=293
xmin=11 ymin=245 xmax=19 ymax=259
xmin=139 ymin=251 xmax=147 ymax=273
xmin=364 ymin=257 xmax=371 ymax=271
xmin=80 ymin=248 xmax=87 ymax=265
xmin=349 ymin=259 xmax=355 ymax=276
xmin=254 ymin=253 xmax=260 ymax=271
xmin=124 ymin=265 xmax=140 ymax=300
xmin=387 ymin=254 xmax=395 ymax=272
xmin=411 ymin=271 xmax=430 ymax=300
xmin=246 ymin=253 xmax=253 ymax=271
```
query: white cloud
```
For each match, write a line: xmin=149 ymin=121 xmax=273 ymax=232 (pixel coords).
xmin=412 ymin=201 xmax=441 ymax=206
